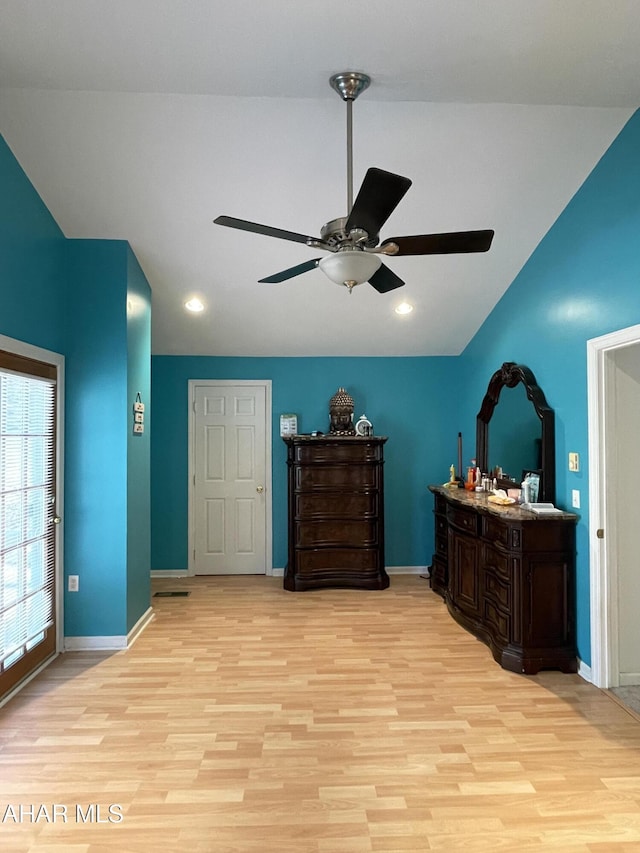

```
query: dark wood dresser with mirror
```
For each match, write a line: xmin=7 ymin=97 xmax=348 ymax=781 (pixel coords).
xmin=429 ymin=363 xmax=577 ymax=674
xmin=283 ymin=435 xmax=389 ymax=591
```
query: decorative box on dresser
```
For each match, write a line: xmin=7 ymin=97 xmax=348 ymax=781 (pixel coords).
xmin=283 ymin=435 xmax=389 ymax=591
xmin=429 ymin=485 xmax=577 ymax=674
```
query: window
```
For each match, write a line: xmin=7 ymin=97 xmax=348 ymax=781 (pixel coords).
xmin=0 ymin=351 xmax=57 ymax=698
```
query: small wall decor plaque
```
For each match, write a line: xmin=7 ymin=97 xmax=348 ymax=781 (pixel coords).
xmin=133 ymin=392 xmax=145 ymax=434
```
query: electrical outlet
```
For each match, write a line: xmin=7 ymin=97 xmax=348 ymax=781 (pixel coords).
xmin=68 ymin=575 xmax=79 ymax=592
xmin=568 ymin=452 xmax=580 ymax=472
xmin=572 ymin=489 xmax=581 ymax=509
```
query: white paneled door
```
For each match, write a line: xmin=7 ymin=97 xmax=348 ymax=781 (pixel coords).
xmin=190 ymin=382 xmax=270 ymax=575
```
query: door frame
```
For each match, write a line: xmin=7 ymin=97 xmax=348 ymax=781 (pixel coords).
xmin=587 ymin=322 xmax=640 ymax=688
xmin=0 ymin=333 xmax=65 ymax=699
xmin=187 ymin=379 xmax=273 ymax=577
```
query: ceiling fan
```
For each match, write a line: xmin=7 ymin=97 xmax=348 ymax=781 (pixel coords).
xmin=214 ymin=72 xmax=494 ymax=294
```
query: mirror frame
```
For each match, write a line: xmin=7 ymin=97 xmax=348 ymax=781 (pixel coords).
xmin=476 ymin=362 xmax=555 ymax=503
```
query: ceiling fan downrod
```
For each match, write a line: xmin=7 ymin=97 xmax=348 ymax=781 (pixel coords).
xmin=329 ymin=72 xmax=371 ymax=215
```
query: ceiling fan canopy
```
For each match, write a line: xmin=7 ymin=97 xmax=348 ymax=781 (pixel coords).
xmin=214 ymin=71 xmax=494 ymax=293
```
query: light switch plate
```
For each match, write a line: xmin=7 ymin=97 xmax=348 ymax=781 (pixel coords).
xmin=568 ymin=452 xmax=580 ymax=472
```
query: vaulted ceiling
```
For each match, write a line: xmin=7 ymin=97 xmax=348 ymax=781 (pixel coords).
xmin=1 ymin=1 xmax=639 ymax=355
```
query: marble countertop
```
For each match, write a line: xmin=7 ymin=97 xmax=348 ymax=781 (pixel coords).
xmin=429 ymin=483 xmax=578 ymax=522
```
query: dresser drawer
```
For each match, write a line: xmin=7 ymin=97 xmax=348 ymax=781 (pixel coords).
xmin=295 ymin=519 xmax=378 ymax=548
xmin=483 ymin=598 xmax=511 ymax=645
xmin=482 ymin=515 xmax=511 ymax=548
xmin=295 ymin=464 xmax=379 ymax=491
xmin=295 ymin=491 xmax=377 ymax=518
xmin=483 ymin=570 xmax=511 ymax=610
xmin=447 ymin=505 xmax=478 ymax=536
xmin=296 ymin=548 xmax=379 ymax=574
xmin=483 ymin=515 xmax=526 ymax=551
xmin=482 ymin=543 xmax=511 ymax=582
xmin=294 ymin=441 xmax=382 ymax=464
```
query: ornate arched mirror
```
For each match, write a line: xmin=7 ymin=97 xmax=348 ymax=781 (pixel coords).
xmin=476 ymin=362 xmax=555 ymax=503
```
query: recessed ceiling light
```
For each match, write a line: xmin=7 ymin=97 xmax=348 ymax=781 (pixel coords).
xmin=394 ymin=302 xmax=414 ymax=315
xmin=184 ymin=296 xmax=205 ymax=313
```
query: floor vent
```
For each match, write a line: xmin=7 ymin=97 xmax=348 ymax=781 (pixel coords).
xmin=153 ymin=591 xmax=190 ymax=597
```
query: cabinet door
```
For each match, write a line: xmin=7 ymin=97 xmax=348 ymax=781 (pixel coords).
xmin=450 ymin=529 xmax=480 ymax=617
xmin=526 ymin=558 xmax=573 ymax=648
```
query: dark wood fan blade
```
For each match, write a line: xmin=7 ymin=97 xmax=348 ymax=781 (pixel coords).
xmin=368 ymin=263 xmax=405 ymax=294
xmin=381 ymin=229 xmax=495 ymax=256
xmin=345 ymin=168 xmax=412 ymax=240
xmin=214 ymin=215 xmax=317 ymax=245
xmin=258 ymin=259 xmax=320 ymax=283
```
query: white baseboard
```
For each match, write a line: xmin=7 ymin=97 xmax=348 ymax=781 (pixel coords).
xmin=150 ymin=570 xmax=188 ymax=578
xmin=151 ymin=567 xmax=428 ymax=578
xmin=64 ymin=606 xmax=155 ymax=651
xmin=64 ymin=635 xmax=128 ymax=651
xmin=577 ymin=659 xmax=593 ymax=683
xmin=126 ymin=606 xmax=155 ymax=648
xmin=619 ymin=672 xmax=640 ymax=686
xmin=387 ymin=566 xmax=429 ymax=576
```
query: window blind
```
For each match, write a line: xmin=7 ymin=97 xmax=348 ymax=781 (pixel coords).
xmin=0 ymin=369 xmax=56 ymax=671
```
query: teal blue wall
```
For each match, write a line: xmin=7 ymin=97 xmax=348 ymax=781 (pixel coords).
xmin=458 ymin=109 xmax=640 ymax=665
xmin=151 ymin=355 xmax=460 ymax=571
xmin=0 ymin=134 xmax=152 ymax=640
xmin=0 ymin=136 xmax=66 ymax=351
xmin=63 ymin=240 xmax=129 ymax=635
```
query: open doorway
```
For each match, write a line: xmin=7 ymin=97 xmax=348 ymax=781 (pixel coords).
xmin=588 ymin=323 xmax=640 ymax=688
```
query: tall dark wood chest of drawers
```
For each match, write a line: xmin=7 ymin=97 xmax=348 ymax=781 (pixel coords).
xmin=283 ymin=436 xmax=389 ymax=591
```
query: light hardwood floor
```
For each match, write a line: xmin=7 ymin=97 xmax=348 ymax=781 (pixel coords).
xmin=2 ymin=574 xmax=640 ymax=852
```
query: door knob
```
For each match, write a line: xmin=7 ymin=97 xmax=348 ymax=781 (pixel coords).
xmin=256 ymin=485 xmax=264 ymax=493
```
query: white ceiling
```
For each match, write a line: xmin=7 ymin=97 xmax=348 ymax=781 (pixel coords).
xmin=0 ymin=0 xmax=638 ymax=356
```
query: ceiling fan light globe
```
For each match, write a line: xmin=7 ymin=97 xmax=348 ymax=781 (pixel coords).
xmin=184 ymin=296 xmax=205 ymax=313
xmin=318 ymin=252 xmax=382 ymax=286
